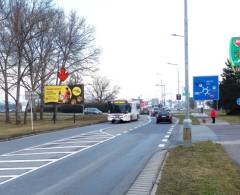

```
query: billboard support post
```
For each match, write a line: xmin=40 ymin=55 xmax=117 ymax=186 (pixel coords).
xmin=74 ymin=112 xmax=76 ymax=123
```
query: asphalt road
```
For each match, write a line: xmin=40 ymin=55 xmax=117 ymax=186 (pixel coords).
xmin=0 ymin=115 xmax=176 ymax=195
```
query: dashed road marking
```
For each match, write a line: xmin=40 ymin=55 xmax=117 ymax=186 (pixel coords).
xmin=158 ymin=144 xmax=165 ymax=148
xmin=162 ymin=139 xmax=168 ymax=142
xmin=164 ymin=135 xmax=170 ymax=138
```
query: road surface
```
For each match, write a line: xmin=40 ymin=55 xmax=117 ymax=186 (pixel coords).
xmin=0 ymin=115 xmax=177 ymax=195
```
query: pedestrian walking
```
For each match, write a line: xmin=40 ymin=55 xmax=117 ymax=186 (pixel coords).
xmin=210 ymin=108 xmax=217 ymax=123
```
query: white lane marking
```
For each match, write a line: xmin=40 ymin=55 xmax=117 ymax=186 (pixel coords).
xmin=0 ymin=168 xmax=37 ymax=170
xmin=158 ymin=144 xmax=165 ymax=148
xmin=164 ymin=135 xmax=170 ymax=138
xmin=25 ymin=146 xmax=85 ymax=150
xmin=4 ymin=129 xmax=106 ymax=156
xmin=167 ymin=131 xmax=172 ymax=134
xmin=162 ymin=139 xmax=168 ymax=142
xmin=123 ymin=131 xmax=128 ymax=134
xmin=0 ymin=175 xmax=18 ymax=178
xmin=3 ymin=152 xmax=71 ymax=156
xmin=57 ymin=140 xmax=99 ymax=143
xmin=116 ymin=134 xmax=121 ymax=136
xmin=0 ymin=135 xmax=115 ymax=185
xmin=0 ymin=160 xmax=54 ymax=163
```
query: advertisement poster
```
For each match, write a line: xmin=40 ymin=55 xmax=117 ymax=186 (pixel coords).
xmin=44 ymin=85 xmax=84 ymax=104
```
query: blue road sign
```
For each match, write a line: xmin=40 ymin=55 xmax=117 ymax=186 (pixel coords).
xmin=193 ymin=76 xmax=219 ymax=100
xmin=237 ymin=98 xmax=240 ymax=106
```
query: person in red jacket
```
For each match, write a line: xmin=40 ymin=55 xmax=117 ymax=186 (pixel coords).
xmin=210 ymin=108 xmax=217 ymax=123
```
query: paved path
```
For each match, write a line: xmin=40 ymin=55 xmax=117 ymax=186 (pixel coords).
xmin=207 ymin=124 xmax=240 ymax=165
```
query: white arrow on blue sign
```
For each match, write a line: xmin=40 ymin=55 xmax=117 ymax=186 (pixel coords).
xmin=236 ymin=98 xmax=240 ymax=106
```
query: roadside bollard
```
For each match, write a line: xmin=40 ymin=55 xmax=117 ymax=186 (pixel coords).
xmin=183 ymin=119 xmax=192 ymax=145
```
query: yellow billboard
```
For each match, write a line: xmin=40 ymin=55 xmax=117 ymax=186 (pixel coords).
xmin=44 ymin=85 xmax=84 ymax=104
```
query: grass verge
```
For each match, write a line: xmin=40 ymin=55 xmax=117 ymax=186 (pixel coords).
xmin=217 ymin=115 xmax=240 ymax=124
xmin=0 ymin=114 xmax=107 ymax=140
xmin=157 ymin=141 xmax=240 ymax=195
xmin=174 ymin=113 xmax=200 ymax=125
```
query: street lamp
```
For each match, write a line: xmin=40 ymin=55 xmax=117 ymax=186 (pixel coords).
xmin=167 ymin=63 xmax=180 ymax=110
xmin=171 ymin=0 xmax=192 ymax=145
xmin=155 ymin=84 xmax=166 ymax=106
xmin=183 ymin=0 xmax=192 ymax=145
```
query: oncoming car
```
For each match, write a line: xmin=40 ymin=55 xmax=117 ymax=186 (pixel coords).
xmin=156 ymin=110 xmax=173 ymax=124
xmin=84 ymin=107 xmax=103 ymax=115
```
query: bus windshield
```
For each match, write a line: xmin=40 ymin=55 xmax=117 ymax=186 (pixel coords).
xmin=110 ymin=103 xmax=131 ymax=113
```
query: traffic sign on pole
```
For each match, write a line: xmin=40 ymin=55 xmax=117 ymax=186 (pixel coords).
xmin=25 ymin=91 xmax=38 ymax=100
xmin=193 ymin=76 xmax=219 ymax=100
xmin=236 ymin=98 xmax=240 ymax=106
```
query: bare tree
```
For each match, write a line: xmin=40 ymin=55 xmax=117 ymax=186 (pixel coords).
xmin=51 ymin=11 xmax=100 ymax=120
xmin=0 ymin=0 xmax=100 ymax=124
xmin=0 ymin=0 xmax=15 ymax=123
xmin=88 ymin=76 xmax=120 ymax=103
xmin=54 ymin=11 xmax=99 ymax=84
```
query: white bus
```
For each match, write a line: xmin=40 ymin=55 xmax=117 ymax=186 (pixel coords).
xmin=108 ymin=100 xmax=140 ymax=123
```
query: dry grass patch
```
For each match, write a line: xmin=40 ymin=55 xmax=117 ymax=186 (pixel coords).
xmin=0 ymin=114 xmax=107 ymax=140
xmin=157 ymin=141 xmax=240 ymax=195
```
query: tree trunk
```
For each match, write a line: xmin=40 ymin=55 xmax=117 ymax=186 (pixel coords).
xmin=4 ymin=77 xmax=10 ymax=123
xmin=15 ymin=52 xmax=22 ymax=124
xmin=33 ymin=99 xmax=37 ymax=120
xmin=40 ymin=77 xmax=44 ymax=120
xmin=24 ymin=101 xmax=29 ymax=124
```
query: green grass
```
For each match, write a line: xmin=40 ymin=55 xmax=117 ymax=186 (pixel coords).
xmin=157 ymin=141 xmax=240 ymax=195
xmin=0 ymin=112 xmax=107 ymax=140
xmin=218 ymin=115 xmax=240 ymax=124
xmin=174 ymin=113 xmax=200 ymax=125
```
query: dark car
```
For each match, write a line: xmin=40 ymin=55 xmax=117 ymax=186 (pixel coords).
xmin=84 ymin=107 xmax=103 ymax=115
xmin=150 ymin=107 xmax=160 ymax=117
xmin=156 ymin=110 xmax=172 ymax=123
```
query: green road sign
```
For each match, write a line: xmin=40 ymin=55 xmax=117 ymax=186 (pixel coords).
xmin=229 ymin=37 xmax=240 ymax=70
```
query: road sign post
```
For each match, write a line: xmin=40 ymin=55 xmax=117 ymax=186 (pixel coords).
xmin=25 ymin=91 xmax=38 ymax=133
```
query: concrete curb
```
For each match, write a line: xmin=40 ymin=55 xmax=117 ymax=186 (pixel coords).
xmin=150 ymin=152 xmax=169 ymax=195
xmin=126 ymin=150 xmax=167 ymax=195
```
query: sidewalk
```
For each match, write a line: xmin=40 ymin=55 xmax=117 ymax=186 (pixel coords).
xmin=192 ymin=112 xmax=230 ymax=125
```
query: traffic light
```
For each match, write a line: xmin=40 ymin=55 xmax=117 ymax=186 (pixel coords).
xmin=176 ymin=94 xmax=181 ymax=100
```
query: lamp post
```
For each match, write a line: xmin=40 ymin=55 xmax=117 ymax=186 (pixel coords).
xmin=183 ymin=0 xmax=192 ymax=145
xmin=171 ymin=0 xmax=192 ymax=145
xmin=167 ymin=63 xmax=180 ymax=110
xmin=155 ymin=83 xmax=165 ymax=106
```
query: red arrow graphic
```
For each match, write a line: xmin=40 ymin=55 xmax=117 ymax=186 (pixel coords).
xmin=57 ymin=67 xmax=69 ymax=82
